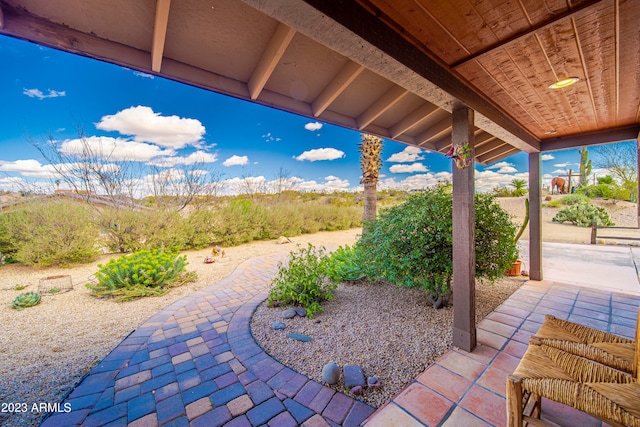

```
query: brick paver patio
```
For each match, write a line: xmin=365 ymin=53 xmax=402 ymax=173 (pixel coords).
xmin=41 ymin=253 xmax=375 ymax=427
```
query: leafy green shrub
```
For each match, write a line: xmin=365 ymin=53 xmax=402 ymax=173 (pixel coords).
xmin=577 ymin=183 xmax=617 ymax=199
xmin=552 ymin=203 xmax=614 ymax=227
xmin=559 ymin=194 xmax=591 ymax=205
xmin=7 ymin=199 xmax=99 ymax=266
xmin=87 ymin=249 xmax=196 ymax=301
xmin=213 ymin=199 xmax=268 ymax=245
xmin=12 ymin=292 xmax=41 ymax=310
xmin=267 ymin=244 xmax=337 ymax=318
xmin=358 ymin=187 xmax=518 ymax=303
xmin=325 ymin=245 xmax=366 ymax=282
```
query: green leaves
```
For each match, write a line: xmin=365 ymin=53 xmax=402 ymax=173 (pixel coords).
xmin=12 ymin=292 xmax=41 ymax=310
xmin=552 ymin=202 xmax=614 ymax=227
xmin=87 ymin=250 xmax=195 ymax=301
xmin=267 ymin=244 xmax=337 ymax=318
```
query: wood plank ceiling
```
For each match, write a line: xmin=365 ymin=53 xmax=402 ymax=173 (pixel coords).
xmin=0 ymin=0 xmax=638 ymax=166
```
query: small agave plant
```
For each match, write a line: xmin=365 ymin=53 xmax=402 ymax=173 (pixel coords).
xmin=12 ymin=292 xmax=41 ymax=311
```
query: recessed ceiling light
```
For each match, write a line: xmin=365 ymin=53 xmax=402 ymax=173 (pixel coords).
xmin=544 ymin=130 xmax=557 ymax=135
xmin=548 ymin=77 xmax=580 ymax=89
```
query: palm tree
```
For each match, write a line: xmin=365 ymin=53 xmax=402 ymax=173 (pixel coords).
xmin=359 ymin=134 xmax=383 ymax=224
xmin=511 ymin=178 xmax=527 ymax=196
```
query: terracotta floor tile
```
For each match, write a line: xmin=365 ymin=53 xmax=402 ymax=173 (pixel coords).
xmin=362 ymin=402 xmax=423 ymax=427
xmin=416 ymin=364 xmax=471 ymax=402
xmin=490 ymin=352 xmax=521 ymax=374
xmin=459 ymin=385 xmax=505 ymax=426
xmin=485 ymin=311 xmax=526 ymax=328
xmin=394 ymin=383 xmax=453 ymax=426
xmin=476 ymin=328 xmax=508 ymax=350
xmin=476 ymin=366 xmax=507 ymax=397
xmin=461 ymin=344 xmax=498 ymax=365
xmin=477 ymin=318 xmax=517 ymax=338
xmin=441 ymin=407 xmax=492 ymax=427
xmin=502 ymin=340 xmax=528 ymax=359
xmin=539 ymin=398 xmax=602 ymax=427
xmin=437 ymin=351 xmax=486 ymax=381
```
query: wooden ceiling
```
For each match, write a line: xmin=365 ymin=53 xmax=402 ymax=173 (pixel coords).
xmin=0 ymin=0 xmax=638 ymax=166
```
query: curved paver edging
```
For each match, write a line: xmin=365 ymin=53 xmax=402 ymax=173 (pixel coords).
xmin=40 ymin=253 xmax=374 ymax=427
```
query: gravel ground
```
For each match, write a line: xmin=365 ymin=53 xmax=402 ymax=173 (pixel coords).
xmin=251 ymin=275 xmax=525 ymax=408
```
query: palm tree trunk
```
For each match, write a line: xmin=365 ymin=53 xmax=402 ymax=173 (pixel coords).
xmin=363 ymin=181 xmax=377 ymax=223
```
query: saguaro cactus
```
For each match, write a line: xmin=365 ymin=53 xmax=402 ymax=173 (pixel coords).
xmin=579 ymin=146 xmax=592 ymax=187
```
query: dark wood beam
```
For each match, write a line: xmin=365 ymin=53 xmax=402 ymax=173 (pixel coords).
xmin=528 ymin=153 xmax=543 ymax=281
xmin=452 ymin=105 xmax=476 ymax=353
xmin=540 ymin=125 xmax=640 ymax=152
xmin=300 ymin=0 xmax=540 ymax=152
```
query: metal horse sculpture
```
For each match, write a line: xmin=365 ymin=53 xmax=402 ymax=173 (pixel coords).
xmin=551 ymin=177 xmax=566 ymax=194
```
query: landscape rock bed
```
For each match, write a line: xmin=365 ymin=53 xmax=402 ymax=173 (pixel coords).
xmin=251 ymin=275 xmax=525 ymax=408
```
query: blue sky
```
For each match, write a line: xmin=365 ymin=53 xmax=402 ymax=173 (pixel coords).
xmin=0 ymin=34 xmax=604 ymax=196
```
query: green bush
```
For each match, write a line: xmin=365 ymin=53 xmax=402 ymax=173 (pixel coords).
xmin=87 ymin=249 xmax=196 ymax=301
xmin=267 ymin=244 xmax=337 ymax=318
xmin=559 ymin=194 xmax=591 ymax=205
xmin=358 ymin=187 xmax=518 ymax=303
xmin=552 ymin=203 xmax=614 ymax=227
xmin=7 ymin=199 xmax=99 ymax=266
xmin=325 ymin=244 xmax=366 ymax=282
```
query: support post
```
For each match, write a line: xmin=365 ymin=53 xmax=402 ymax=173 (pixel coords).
xmin=637 ymin=138 xmax=640 ymax=228
xmin=452 ymin=105 xmax=476 ymax=352
xmin=528 ymin=153 xmax=543 ymax=280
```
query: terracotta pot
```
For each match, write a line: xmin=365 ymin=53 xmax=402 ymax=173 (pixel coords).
xmin=507 ymin=260 xmax=523 ymax=276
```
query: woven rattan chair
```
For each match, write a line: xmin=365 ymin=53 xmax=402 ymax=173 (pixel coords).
xmin=507 ymin=308 xmax=640 ymax=426
xmin=532 ymin=314 xmax=636 ymax=376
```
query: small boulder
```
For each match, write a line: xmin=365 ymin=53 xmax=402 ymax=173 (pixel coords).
xmin=343 ymin=365 xmax=365 ymax=387
xmin=322 ymin=362 xmax=340 ymax=384
xmin=282 ymin=308 xmax=297 ymax=319
xmin=351 ymin=386 xmax=364 ymax=395
xmin=271 ymin=321 xmax=286 ymax=330
xmin=295 ymin=307 xmax=307 ymax=317
xmin=276 ymin=236 xmax=292 ymax=244
xmin=367 ymin=376 xmax=381 ymax=388
xmin=287 ymin=333 xmax=311 ymax=342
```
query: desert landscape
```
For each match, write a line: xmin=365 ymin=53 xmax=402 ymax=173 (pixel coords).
xmin=0 ymin=195 xmax=636 ymax=425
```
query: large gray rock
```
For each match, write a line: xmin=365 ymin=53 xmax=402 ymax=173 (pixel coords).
xmin=282 ymin=308 xmax=296 ymax=319
xmin=322 ymin=362 xmax=340 ymax=384
xmin=271 ymin=321 xmax=286 ymax=330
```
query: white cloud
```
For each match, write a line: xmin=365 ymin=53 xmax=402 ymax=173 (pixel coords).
xmin=378 ymin=171 xmax=452 ymax=191
xmin=474 ymin=170 xmax=529 ymax=193
xmin=60 ymin=136 xmax=171 ymax=162
xmin=497 ymin=166 xmax=518 ymax=173
xmin=486 ymin=161 xmax=513 ymax=170
xmin=389 ymin=163 xmax=428 ymax=173
xmin=96 ymin=106 xmax=205 ymax=149
xmin=551 ymin=168 xmax=569 ymax=175
xmin=0 ymin=159 xmax=62 ymax=178
xmin=133 ymin=71 xmax=154 ymax=79
xmin=292 ymin=175 xmax=351 ymax=192
xmin=553 ymin=162 xmax=573 ymax=168
xmin=223 ymin=155 xmax=249 ymax=167
xmin=541 ymin=154 xmax=555 ymax=161
xmin=149 ymin=150 xmax=217 ymax=167
xmin=262 ymin=132 xmax=281 ymax=143
xmin=23 ymin=88 xmax=66 ymax=100
xmin=295 ymin=148 xmax=345 ymax=162
xmin=304 ymin=122 xmax=323 ymax=132
xmin=387 ymin=146 xmax=425 ymax=163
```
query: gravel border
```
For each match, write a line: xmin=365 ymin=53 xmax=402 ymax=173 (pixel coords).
xmin=251 ymin=275 xmax=526 ymax=408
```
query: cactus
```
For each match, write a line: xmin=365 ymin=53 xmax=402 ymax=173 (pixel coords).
xmin=12 ymin=292 xmax=41 ymax=310
xmin=359 ymin=134 xmax=384 ymax=223
xmin=514 ymin=198 xmax=529 ymax=243
xmin=579 ymin=146 xmax=592 ymax=187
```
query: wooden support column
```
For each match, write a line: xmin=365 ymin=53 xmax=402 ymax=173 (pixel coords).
xmin=528 ymin=153 xmax=543 ymax=281
xmin=452 ymin=105 xmax=476 ymax=352
xmin=637 ymin=138 xmax=640 ymax=228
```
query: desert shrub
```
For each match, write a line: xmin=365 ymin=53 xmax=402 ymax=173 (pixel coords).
xmin=492 ymin=186 xmax=513 ymax=197
xmin=559 ymin=194 xmax=591 ymax=205
xmin=213 ymin=199 xmax=268 ymax=245
xmin=100 ymin=208 xmax=150 ymax=253
xmin=185 ymin=208 xmax=220 ymax=249
xmin=325 ymin=244 xmax=366 ymax=282
xmin=262 ymin=204 xmax=304 ymax=239
xmin=358 ymin=187 xmax=518 ymax=303
xmin=141 ymin=210 xmax=191 ymax=252
xmin=8 ymin=199 xmax=99 ymax=266
xmin=87 ymin=249 xmax=196 ymax=301
xmin=552 ymin=203 xmax=614 ymax=227
xmin=267 ymin=244 xmax=336 ymax=318
xmin=577 ymin=183 xmax=617 ymax=199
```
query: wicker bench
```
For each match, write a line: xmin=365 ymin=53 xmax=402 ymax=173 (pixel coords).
xmin=506 ymin=309 xmax=640 ymax=426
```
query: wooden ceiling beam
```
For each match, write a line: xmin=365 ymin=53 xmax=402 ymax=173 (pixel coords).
xmin=357 ymin=85 xmax=408 ymax=129
xmin=477 ymin=146 xmax=517 ymax=164
xmin=541 ymin=125 xmax=640 ymax=151
xmin=475 ymin=132 xmax=496 ymax=148
xmin=248 ymin=23 xmax=296 ymax=100
xmin=151 ymin=0 xmax=171 ymax=72
xmin=475 ymin=139 xmax=507 ymax=157
xmin=418 ymin=117 xmax=453 ymax=148
xmin=451 ymin=0 xmax=607 ymax=69
xmin=312 ymin=60 xmax=364 ymax=116
xmin=389 ymin=102 xmax=439 ymax=138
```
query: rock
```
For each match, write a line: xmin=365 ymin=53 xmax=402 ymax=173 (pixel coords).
xmin=314 ymin=319 xmax=322 ymax=324
xmin=276 ymin=236 xmax=292 ymax=244
xmin=351 ymin=385 xmax=363 ymax=395
xmin=287 ymin=333 xmax=311 ymax=342
xmin=343 ymin=365 xmax=365 ymax=387
xmin=322 ymin=362 xmax=340 ymax=384
xmin=271 ymin=321 xmax=286 ymax=330
xmin=295 ymin=307 xmax=307 ymax=317
xmin=282 ymin=308 xmax=296 ymax=319
xmin=367 ymin=376 xmax=381 ymax=388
